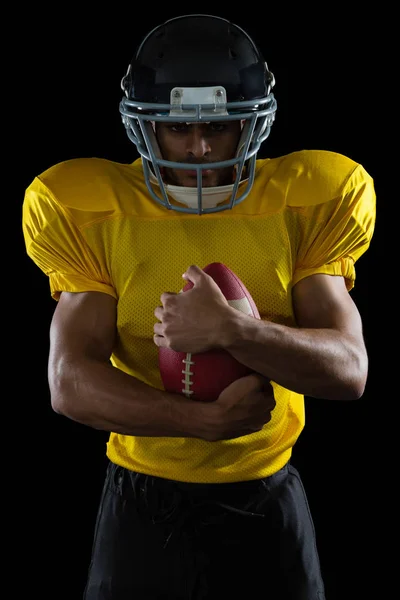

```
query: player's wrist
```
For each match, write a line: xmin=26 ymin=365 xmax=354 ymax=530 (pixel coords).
xmin=164 ymin=390 xmax=219 ymax=441
xmin=219 ymin=306 xmax=250 ymax=350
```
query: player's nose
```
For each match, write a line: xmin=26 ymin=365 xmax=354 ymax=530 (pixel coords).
xmin=186 ymin=126 xmax=211 ymax=158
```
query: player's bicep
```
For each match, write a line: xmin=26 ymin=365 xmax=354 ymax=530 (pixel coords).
xmin=292 ymin=274 xmax=365 ymax=343
xmin=49 ymin=291 xmax=118 ymax=363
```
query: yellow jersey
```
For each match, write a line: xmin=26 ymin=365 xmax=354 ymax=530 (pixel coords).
xmin=22 ymin=149 xmax=376 ymax=483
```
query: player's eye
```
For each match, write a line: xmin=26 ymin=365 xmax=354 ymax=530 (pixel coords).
xmin=208 ymin=122 xmax=226 ymax=132
xmin=169 ymin=123 xmax=189 ymax=132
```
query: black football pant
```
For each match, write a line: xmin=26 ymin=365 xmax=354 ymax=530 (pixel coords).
xmin=83 ymin=460 xmax=326 ymax=599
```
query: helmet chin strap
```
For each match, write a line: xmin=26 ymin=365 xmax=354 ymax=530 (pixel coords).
xmin=148 ymin=170 xmax=243 ymax=209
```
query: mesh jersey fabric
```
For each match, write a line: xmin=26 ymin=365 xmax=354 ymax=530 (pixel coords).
xmin=22 ymin=149 xmax=376 ymax=483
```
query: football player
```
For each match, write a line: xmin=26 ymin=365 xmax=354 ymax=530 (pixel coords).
xmin=23 ymin=14 xmax=376 ymax=600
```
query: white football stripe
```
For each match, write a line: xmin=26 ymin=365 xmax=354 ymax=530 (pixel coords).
xmin=227 ymin=297 xmax=253 ymax=315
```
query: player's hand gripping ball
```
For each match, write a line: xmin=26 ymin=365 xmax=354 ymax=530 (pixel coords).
xmin=158 ymin=262 xmax=260 ymax=402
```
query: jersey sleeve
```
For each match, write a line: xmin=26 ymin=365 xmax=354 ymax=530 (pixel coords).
xmin=292 ymin=163 xmax=376 ymax=291
xmin=23 ymin=176 xmax=117 ymax=301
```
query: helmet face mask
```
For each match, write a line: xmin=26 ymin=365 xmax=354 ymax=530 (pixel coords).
xmin=119 ymin=14 xmax=277 ymax=214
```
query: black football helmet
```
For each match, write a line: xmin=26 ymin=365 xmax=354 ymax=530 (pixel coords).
xmin=119 ymin=14 xmax=277 ymax=214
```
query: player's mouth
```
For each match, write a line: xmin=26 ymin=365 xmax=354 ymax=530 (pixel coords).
xmin=180 ymin=168 xmax=217 ymax=187
xmin=183 ymin=169 xmax=213 ymax=177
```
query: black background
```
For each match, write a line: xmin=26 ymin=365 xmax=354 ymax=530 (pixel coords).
xmin=17 ymin=7 xmax=386 ymax=600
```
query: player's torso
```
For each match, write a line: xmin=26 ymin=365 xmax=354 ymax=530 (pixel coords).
xmin=94 ymin=159 xmax=303 ymax=480
xmin=82 ymin=159 xmax=299 ymax=388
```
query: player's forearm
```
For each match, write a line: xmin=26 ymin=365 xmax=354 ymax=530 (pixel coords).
xmin=49 ymin=355 xmax=205 ymax=437
xmin=223 ymin=311 xmax=368 ymax=400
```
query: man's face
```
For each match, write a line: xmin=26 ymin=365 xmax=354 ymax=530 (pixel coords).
xmin=155 ymin=121 xmax=242 ymax=188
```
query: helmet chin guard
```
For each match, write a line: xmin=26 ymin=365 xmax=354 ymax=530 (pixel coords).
xmin=119 ymin=14 xmax=277 ymax=214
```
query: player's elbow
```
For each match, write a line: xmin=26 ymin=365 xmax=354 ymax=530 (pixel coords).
xmin=316 ymin=348 xmax=368 ymax=401
xmin=50 ymin=388 xmax=69 ymax=415
xmin=335 ymin=351 xmax=369 ymax=400
xmin=341 ymin=377 xmax=367 ymax=401
xmin=317 ymin=376 xmax=366 ymax=401
xmin=49 ymin=375 xmax=71 ymax=416
xmin=48 ymin=354 xmax=78 ymax=417
xmin=350 ymin=347 xmax=369 ymax=399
